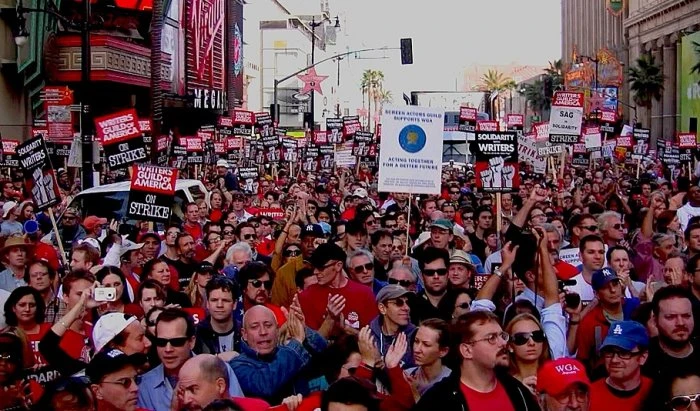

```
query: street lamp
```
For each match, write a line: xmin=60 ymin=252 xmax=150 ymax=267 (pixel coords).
xmin=15 ymin=0 xmax=97 ymax=189
xmin=308 ymin=15 xmax=340 ymax=130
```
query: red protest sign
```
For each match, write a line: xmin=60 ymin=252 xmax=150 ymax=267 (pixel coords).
xmin=138 ymin=119 xmax=152 ymax=133
xmin=226 ymin=136 xmax=243 ymax=150
xmin=552 ymin=91 xmax=584 ymax=107
xmin=600 ymin=110 xmax=617 ymax=123
xmin=256 ymin=208 xmax=285 ymax=220
xmin=476 ymin=120 xmax=499 ymax=132
xmin=130 ymin=164 xmax=178 ymax=196
xmin=678 ymin=132 xmax=697 ymax=149
xmin=127 ymin=164 xmax=178 ymax=222
xmin=233 ymin=110 xmax=255 ymax=124
xmin=506 ymin=114 xmax=524 ymax=128
xmin=94 ymin=109 xmax=141 ymax=145
xmin=313 ymin=131 xmax=328 ymax=145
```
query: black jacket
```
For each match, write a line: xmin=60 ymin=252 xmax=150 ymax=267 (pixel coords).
xmin=414 ymin=372 xmax=540 ymax=411
xmin=194 ymin=316 xmax=241 ymax=355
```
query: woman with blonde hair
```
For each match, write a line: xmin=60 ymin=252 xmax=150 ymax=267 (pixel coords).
xmin=184 ymin=262 xmax=216 ymax=309
xmin=504 ymin=313 xmax=552 ymax=394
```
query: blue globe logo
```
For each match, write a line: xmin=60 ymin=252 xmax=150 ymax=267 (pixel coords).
xmin=398 ymin=124 xmax=426 ymax=153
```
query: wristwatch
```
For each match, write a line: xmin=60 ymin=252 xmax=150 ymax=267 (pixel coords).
xmin=493 ymin=267 xmax=503 ymax=278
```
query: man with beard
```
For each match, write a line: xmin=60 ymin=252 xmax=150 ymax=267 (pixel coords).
xmin=171 ymin=354 xmax=269 ymax=411
xmin=415 ymin=310 xmax=539 ymax=410
xmin=54 ymin=207 xmax=87 ymax=257
xmin=170 ymin=233 xmax=199 ymax=290
xmin=412 ymin=247 xmax=450 ymax=324
xmin=643 ymin=285 xmax=700 ymax=379
xmin=233 ymin=262 xmax=286 ymax=326
xmin=537 ymin=358 xmax=591 ymax=411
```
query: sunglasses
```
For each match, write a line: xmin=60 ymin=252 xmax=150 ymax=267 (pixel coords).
xmin=669 ymin=394 xmax=700 ymax=411
xmin=612 ymin=223 xmax=623 ymax=230
xmin=511 ymin=330 xmax=546 ymax=346
xmin=456 ymin=302 xmax=471 ymax=310
xmin=223 ymin=230 xmax=235 ymax=235
xmin=386 ymin=297 xmax=409 ymax=307
xmin=388 ymin=278 xmax=413 ymax=287
xmin=153 ymin=336 xmax=189 ymax=347
xmin=353 ymin=262 xmax=374 ymax=274
xmin=384 ymin=223 xmax=397 ymax=229
xmin=423 ymin=268 xmax=448 ymax=277
xmin=102 ymin=376 xmax=139 ymax=389
xmin=284 ymin=249 xmax=302 ymax=257
xmin=243 ymin=234 xmax=258 ymax=240
xmin=600 ymin=349 xmax=643 ymax=360
xmin=249 ymin=279 xmax=273 ymax=290
xmin=580 ymin=225 xmax=598 ymax=232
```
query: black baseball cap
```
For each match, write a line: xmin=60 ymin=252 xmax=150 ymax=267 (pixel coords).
xmin=196 ymin=261 xmax=218 ymax=275
xmin=85 ymin=349 xmax=147 ymax=383
xmin=309 ymin=242 xmax=347 ymax=269
xmin=301 ymin=224 xmax=325 ymax=238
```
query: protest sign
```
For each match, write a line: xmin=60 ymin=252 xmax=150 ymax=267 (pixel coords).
xmin=549 ymin=92 xmax=584 ymax=144
xmin=459 ymin=107 xmax=477 ymax=141
xmin=353 ymin=131 xmax=374 ymax=157
xmin=599 ymin=109 xmax=617 ymax=134
xmin=472 ymin=132 xmax=519 ymax=192
xmin=537 ymin=141 xmax=564 ymax=156
xmin=343 ymin=116 xmax=362 ymax=139
xmin=583 ymin=126 xmax=602 ymax=151
xmin=506 ymin=114 xmax=524 ymax=132
xmin=319 ymin=145 xmax=334 ymax=170
xmin=94 ymin=109 xmax=147 ymax=170
xmin=313 ymin=131 xmax=328 ymax=145
xmin=327 ymin=118 xmax=343 ymax=144
xmin=378 ymin=106 xmax=444 ymax=195
xmin=476 ymin=120 xmax=499 ymax=132
xmin=233 ymin=110 xmax=255 ymax=136
xmin=334 ymin=141 xmax=356 ymax=167
xmin=17 ymin=135 xmax=61 ymax=210
xmin=282 ymin=138 xmax=298 ymax=163
xmin=126 ymin=164 xmax=178 ymax=222
xmin=517 ymin=134 xmax=546 ymax=175
xmin=254 ymin=113 xmax=273 ymax=137
xmin=185 ymin=136 xmax=204 ymax=164
xmin=43 ymin=86 xmax=74 ymax=142
xmin=217 ymin=116 xmax=234 ymax=139
xmin=533 ymin=122 xmax=550 ymax=141
xmin=238 ymin=167 xmax=259 ymax=193
xmin=679 ymin=132 xmax=697 ymax=149
xmin=302 ymin=147 xmax=320 ymax=172
xmin=155 ymin=135 xmax=170 ymax=167
xmin=631 ymin=128 xmax=650 ymax=160
xmin=2 ymin=140 xmax=20 ymax=168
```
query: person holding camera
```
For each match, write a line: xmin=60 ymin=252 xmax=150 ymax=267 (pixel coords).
xmin=575 ymin=268 xmax=641 ymax=377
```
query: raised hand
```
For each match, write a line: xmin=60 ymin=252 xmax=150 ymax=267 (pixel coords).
xmin=385 ymin=333 xmax=408 ymax=369
xmin=480 ymin=169 xmax=493 ymax=188
xmin=500 ymin=241 xmax=519 ymax=267
xmin=326 ymin=294 xmax=346 ymax=321
xmin=502 ymin=164 xmax=515 ymax=188
xmin=358 ymin=326 xmax=380 ymax=367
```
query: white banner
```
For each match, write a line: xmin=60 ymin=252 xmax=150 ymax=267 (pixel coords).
xmin=378 ymin=106 xmax=444 ymax=194
xmin=518 ymin=134 xmax=546 ymax=174
xmin=334 ymin=142 xmax=356 ymax=167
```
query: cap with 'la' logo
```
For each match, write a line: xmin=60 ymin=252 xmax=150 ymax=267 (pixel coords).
xmin=599 ymin=320 xmax=649 ymax=352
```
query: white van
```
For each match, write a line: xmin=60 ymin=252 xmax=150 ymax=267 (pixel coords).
xmin=59 ymin=179 xmax=209 ymax=226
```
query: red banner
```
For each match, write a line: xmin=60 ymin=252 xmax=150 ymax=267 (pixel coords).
xmin=678 ymin=132 xmax=697 ymax=149
xmin=552 ymin=92 xmax=584 ymax=108
xmin=506 ymin=114 xmax=524 ymax=128
xmin=476 ymin=120 xmax=499 ymax=132
xmin=130 ymin=164 xmax=178 ymax=196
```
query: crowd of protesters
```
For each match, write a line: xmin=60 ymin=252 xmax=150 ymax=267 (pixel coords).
xmin=0 ymin=158 xmax=698 ymax=411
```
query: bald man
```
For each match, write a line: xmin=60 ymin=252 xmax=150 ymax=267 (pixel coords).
xmin=172 ymin=354 xmax=269 ymax=411
xmin=230 ymin=306 xmax=328 ymax=404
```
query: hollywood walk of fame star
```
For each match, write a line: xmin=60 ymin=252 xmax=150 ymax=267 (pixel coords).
xmin=297 ymin=67 xmax=329 ymax=95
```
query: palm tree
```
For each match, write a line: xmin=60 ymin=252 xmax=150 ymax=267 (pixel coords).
xmin=360 ymin=69 xmax=385 ymax=130
xmin=520 ymin=79 xmax=549 ymax=116
xmin=628 ymin=54 xmax=664 ymax=128
xmin=481 ymin=69 xmax=515 ymax=93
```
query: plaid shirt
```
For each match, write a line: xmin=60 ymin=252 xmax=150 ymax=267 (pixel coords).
xmin=44 ymin=293 xmax=66 ymax=325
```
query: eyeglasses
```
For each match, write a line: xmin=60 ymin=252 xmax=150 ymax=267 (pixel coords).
xmin=423 ymin=268 xmax=448 ymax=277
xmin=250 ymin=223 xmax=260 ymax=229
xmin=249 ymin=279 xmax=273 ymax=290
xmin=284 ymin=249 xmax=302 ymax=257
xmin=467 ymin=331 xmax=509 ymax=345
xmin=102 ymin=376 xmax=138 ymax=389
xmin=463 ymin=215 xmax=474 ymax=220
xmin=243 ymin=234 xmax=258 ymax=240
xmin=208 ymin=236 xmax=221 ymax=243
xmin=388 ymin=278 xmax=414 ymax=287
xmin=385 ymin=297 xmax=409 ymax=307
xmin=600 ymin=349 xmax=643 ymax=360
xmin=167 ymin=231 xmax=180 ymax=237
xmin=612 ymin=223 xmax=623 ymax=230
xmin=668 ymin=393 xmax=700 ymax=411
xmin=353 ymin=262 xmax=374 ymax=274
xmin=152 ymin=336 xmax=189 ymax=347
xmin=316 ymin=261 xmax=338 ymax=270
xmin=511 ymin=330 xmax=546 ymax=346
xmin=580 ymin=225 xmax=599 ymax=232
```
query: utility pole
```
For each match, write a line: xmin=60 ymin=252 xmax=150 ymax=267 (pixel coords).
xmin=309 ymin=17 xmax=323 ymax=131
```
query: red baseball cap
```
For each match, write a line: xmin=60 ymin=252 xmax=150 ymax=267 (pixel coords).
xmin=537 ymin=358 xmax=590 ymax=397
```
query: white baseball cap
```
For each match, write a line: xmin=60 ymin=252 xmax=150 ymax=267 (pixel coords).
xmin=92 ymin=312 xmax=138 ymax=353
xmin=216 ymin=159 xmax=229 ymax=168
xmin=120 ymin=238 xmax=144 ymax=256
xmin=2 ymin=201 xmax=18 ymax=218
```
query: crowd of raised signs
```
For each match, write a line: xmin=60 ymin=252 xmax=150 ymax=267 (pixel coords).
xmin=0 ymin=157 xmax=699 ymax=411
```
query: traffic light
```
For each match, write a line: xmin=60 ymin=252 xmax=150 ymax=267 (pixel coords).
xmin=400 ymin=38 xmax=413 ymax=65
xmin=543 ymin=75 xmax=553 ymax=100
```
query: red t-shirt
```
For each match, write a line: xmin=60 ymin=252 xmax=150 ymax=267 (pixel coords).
xmin=61 ymin=327 xmax=93 ymax=363
xmin=298 ymin=280 xmax=378 ymax=331
xmin=460 ymin=381 xmax=515 ymax=411
xmin=232 ymin=396 xmax=271 ymax=411
xmin=589 ymin=377 xmax=653 ymax=411
xmin=183 ymin=222 xmax=203 ymax=242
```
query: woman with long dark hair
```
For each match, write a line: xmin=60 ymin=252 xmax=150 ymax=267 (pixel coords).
xmin=93 ymin=266 xmax=141 ymax=318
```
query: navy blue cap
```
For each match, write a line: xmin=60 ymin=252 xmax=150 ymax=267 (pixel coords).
xmin=301 ymin=223 xmax=324 ymax=238
xmin=592 ymin=267 xmax=619 ymax=291
xmin=599 ymin=321 xmax=649 ymax=352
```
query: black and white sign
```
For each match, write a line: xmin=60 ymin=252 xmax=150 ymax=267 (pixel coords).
xmin=17 ymin=135 xmax=61 ymax=210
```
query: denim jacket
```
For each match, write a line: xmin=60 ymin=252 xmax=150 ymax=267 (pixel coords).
xmin=229 ymin=327 xmax=327 ymax=404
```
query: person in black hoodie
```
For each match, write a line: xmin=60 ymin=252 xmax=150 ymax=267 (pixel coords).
xmin=415 ymin=310 xmax=540 ymax=411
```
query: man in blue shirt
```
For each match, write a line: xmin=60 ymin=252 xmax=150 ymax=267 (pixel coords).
xmin=138 ymin=308 xmax=243 ymax=411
